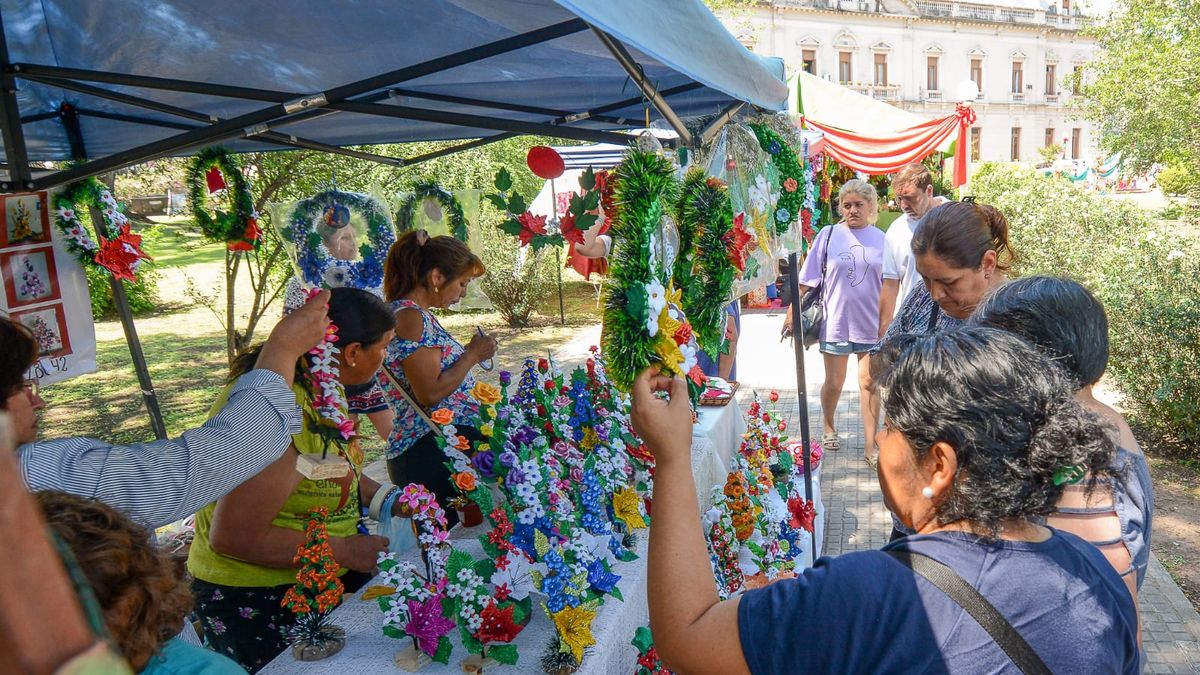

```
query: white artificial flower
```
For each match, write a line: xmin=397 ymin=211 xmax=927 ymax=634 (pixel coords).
xmin=645 ymin=279 xmax=666 ymax=318
xmin=491 ymin=555 xmax=538 ymax=600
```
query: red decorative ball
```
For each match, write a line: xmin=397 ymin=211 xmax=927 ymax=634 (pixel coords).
xmin=527 ymin=146 xmax=565 ymax=180
xmin=725 ymin=159 xmax=738 ymax=172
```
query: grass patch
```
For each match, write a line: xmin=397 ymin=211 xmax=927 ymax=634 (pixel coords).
xmin=143 ymin=215 xmax=227 ymax=269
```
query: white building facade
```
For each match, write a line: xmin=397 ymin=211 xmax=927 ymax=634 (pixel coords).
xmin=731 ymin=0 xmax=1099 ymax=166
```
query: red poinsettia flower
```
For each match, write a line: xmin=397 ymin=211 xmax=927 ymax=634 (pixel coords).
xmin=705 ymin=176 xmax=727 ymax=190
xmin=673 ymin=322 xmax=693 ymax=347
xmin=474 ymin=601 xmax=524 ymax=644
xmin=517 ymin=211 xmax=547 ymax=246
xmin=788 ymin=497 xmax=816 ymax=533
xmin=94 ymin=224 xmax=150 ymax=282
xmin=227 ymin=217 xmax=262 ymax=252
xmin=627 ymin=441 xmax=655 ymax=464
xmin=558 ymin=212 xmax=585 ymax=245
xmin=723 ymin=213 xmax=753 ymax=273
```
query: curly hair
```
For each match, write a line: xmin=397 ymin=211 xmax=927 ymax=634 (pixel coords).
xmin=35 ymin=490 xmax=192 ymax=671
xmin=871 ymin=327 xmax=1119 ymax=538
xmin=971 ymin=275 xmax=1109 ymax=388
xmin=0 ymin=315 xmax=38 ymax=404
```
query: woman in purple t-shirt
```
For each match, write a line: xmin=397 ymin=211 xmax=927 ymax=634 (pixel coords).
xmin=783 ymin=179 xmax=885 ymax=464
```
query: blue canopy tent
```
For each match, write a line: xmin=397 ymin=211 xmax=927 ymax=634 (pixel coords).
xmin=0 ymin=0 xmax=787 ymax=439
xmin=0 ymin=0 xmax=787 ymax=190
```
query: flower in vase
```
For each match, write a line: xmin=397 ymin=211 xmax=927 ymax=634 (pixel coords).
xmin=549 ymin=605 xmax=597 ymax=663
xmin=475 ymin=601 xmax=525 ymax=644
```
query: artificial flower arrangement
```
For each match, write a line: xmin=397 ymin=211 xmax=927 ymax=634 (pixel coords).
xmin=53 ymin=178 xmax=151 ymax=282
xmin=418 ymin=352 xmax=653 ymax=672
xmin=486 ymin=167 xmax=601 ymax=250
xmin=632 ymin=626 xmax=674 ymax=675
xmin=295 ymin=288 xmax=359 ymax=480
xmin=704 ymin=392 xmax=822 ymax=593
xmin=280 ymin=507 xmax=347 ymax=661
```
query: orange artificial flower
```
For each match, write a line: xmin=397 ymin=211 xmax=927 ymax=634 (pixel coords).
xmin=431 ymin=408 xmax=454 ymax=425
xmin=455 ymin=435 xmax=471 ymax=451
xmin=471 ymin=381 xmax=502 ymax=405
xmin=452 ymin=472 xmax=477 ymax=492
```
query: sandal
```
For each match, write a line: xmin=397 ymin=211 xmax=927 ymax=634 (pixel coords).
xmin=821 ymin=432 xmax=840 ymax=451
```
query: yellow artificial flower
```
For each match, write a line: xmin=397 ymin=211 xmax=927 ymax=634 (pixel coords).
xmin=360 ymin=585 xmax=395 ymax=600
xmin=656 ymin=306 xmax=682 ymax=344
xmin=550 ymin=605 xmax=597 ymax=663
xmin=653 ymin=335 xmax=685 ymax=376
xmin=612 ymin=487 xmax=647 ymax=529
xmin=480 ymin=423 xmax=494 ymax=438
xmin=666 ymin=282 xmax=683 ymax=307
xmin=471 ymin=381 xmax=502 ymax=405
xmin=579 ymin=427 xmax=600 ymax=452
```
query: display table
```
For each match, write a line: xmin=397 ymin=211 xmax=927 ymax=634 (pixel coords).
xmin=691 ymin=403 xmax=747 ymax=511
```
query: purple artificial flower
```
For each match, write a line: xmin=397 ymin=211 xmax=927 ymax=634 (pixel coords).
xmin=499 ymin=450 xmax=519 ymax=468
xmin=513 ymin=426 xmax=538 ymax=447
xmin=405 ymin=596 xmax=455 ymax=656
xmin=471 ymin=451 xmax=497 ymax=479
xmin=499 ymin=371 xmax=512 ymax=386
xmin=570 ymin=466 xmax=584 ymax=483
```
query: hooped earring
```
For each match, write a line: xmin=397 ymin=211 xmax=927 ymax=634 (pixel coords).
xmin=921 ymin=486 xmax=935 ymax=499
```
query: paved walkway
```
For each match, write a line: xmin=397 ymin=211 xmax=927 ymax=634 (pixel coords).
xmin=734 ymin=311 xmax=1200 ymax=674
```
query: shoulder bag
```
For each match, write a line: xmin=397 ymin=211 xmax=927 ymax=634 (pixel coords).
xmin=797 ymin=226 xmax=832 ymax=349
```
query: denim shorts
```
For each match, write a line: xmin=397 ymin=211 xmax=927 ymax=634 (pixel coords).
xmin=819 ymin=340 xmax=876 ymax=355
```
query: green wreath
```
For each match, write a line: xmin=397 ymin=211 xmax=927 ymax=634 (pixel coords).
xmin=52 ymin=178 xmax=150 ymax=281
xmin=185 ymin=146 xmax=260 ymax=250
xmin=676 ymin=168 xmax=737 ymax=359
xmin=749 ymin=123 xmax=804 ymax=235
xmin=395 ymin=182 xmax=467 ymax=241
xmin=602 ymin=151 xmax=681 ymax=392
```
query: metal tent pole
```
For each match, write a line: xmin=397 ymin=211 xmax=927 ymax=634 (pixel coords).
xmin=786 ymin=252 xmax=814 ymax=512
xmin=550 ymin=177 xmax=565 ymax=325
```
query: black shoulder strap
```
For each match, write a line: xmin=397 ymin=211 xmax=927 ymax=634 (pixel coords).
xmin=886 ymin=550 xmax=1052 ymax=675
xmin=925 ymin=299 xmax=941 ymax=333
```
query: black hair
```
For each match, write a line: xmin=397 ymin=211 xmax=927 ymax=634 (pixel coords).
xmin=230 ymin=287 xmax=394 ymax=380
xmin=0 ymin=315 xmax=38 ymax=406
xmin=912 ymin=201 xmax=1016 ymax=272
xmin=971 ymin=276 xmax=1109 ymax=388
xmin=871 ymin=326 xmax=1118 ymax=538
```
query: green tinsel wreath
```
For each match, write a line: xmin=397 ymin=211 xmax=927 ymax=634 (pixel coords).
xmin=749 ymin=123 xmax=804 ymax=235
xmin=184 ymin=146 xmax=259 ymax=249
xmin=395 ymin=182 xmax=467 ymax=241
xmin=676 ymin=168 xmax=736 ymax=359
xmin=602 ymin=151 xmax=679 ymax=392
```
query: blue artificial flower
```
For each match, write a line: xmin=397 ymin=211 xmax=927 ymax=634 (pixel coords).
xmin=767 ymin=140 xmax=782 ymax=155
xmin=510 ymin=522 xmax=537 ymax=558
xmin=587 ymin=560 xmax=621 ymax=594
xmin=776 ymin=208 xmax=791 ymax=223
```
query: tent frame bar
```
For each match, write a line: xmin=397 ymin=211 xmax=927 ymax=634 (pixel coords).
xmin=0 ymin=8 xmax=32 ymax=189
xmin=3 ymin=18 xmax=594 ymax=191
xmin=589 ymin=26 xmax=694 ymax=147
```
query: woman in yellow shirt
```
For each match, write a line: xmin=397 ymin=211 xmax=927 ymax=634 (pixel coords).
xmin=187 ymin=287 xmax=397 ymax=672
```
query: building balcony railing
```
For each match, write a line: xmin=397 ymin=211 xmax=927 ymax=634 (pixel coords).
xmin=1045 ymin=93 xmax=1060 ymax=104
xmin=845 ymin=83 xmax=902 ymax=101
xmin=926 ymin=89 xmax=944 ymax=101
xmin=768 ymin=0 xmax=1091 ymax=29
xmin=1011 ymin=91 xmax=1026 ymax=103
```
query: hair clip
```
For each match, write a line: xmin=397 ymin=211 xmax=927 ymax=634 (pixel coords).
xmin=962 ymin=195 xmax=978 ymax=204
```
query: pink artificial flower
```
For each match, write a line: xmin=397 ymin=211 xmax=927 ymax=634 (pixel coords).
xmin=404 ymin=596 xmax=455 ymax=655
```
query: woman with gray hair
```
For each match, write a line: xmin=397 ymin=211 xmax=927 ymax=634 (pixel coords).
xmin=782 ymin=179 xmax=885 ymax=464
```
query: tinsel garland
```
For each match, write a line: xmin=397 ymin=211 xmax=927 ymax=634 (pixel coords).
xmin=184 ymin=146 xmax=261 ymax=250
xmin=52 ymin=178 xmax=151 ymax=282
xmin=670 ymin=172 xmax=699 ymax=294
xmin=749 ymin=123 xmax=804 ymax=236
xmin=601 ymin=151 xmax=679 ymax=391
xmin=675 ymin=168 xmax=736 ymax=359
xmin=395 ymin=181 xmax=468 ymax=241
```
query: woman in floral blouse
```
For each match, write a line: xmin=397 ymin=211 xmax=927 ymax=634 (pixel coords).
xmin=381 ymin=229 xmax=497 ymax=526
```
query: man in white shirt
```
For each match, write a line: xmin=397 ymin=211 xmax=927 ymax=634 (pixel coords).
xmin=878 ymin=164 xmax=948 ymax=336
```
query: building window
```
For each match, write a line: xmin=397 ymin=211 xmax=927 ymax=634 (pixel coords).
xmin=1045 ymin=127 xmax=1055 ymax=150
xmin=1011 ymin=127 xmax=1022 ymax=161
xmin=1011 ymin=61 xmax=1024 ymax=94
xmin=1062 ymin=0 xmax=1070 ymax=10
xmin=839 ymin=51 xmax=852 ymax=83
xmin=1045 ymin=63 xmax=1057 ymax=95
xmin=1071 ymin=128 xmax=1082 ymax=159
xmin=927 ymin=56 xmax=939 ymax=91
xmin=802 ymin=49 xmax=817 ymax=75
xmin=970 ymin=127 xmax=981 ymax=162
xmin=970 ymin=58 xmax=983 ymax=96
xmin=874 ymin=53 xmax=888 ymax=86
xmin=1072 ymin=65 xmax=1083 ymax=95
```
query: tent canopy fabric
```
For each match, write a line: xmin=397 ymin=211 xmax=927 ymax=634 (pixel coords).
xmin=0 ymin=0 xmax=787 ymax=187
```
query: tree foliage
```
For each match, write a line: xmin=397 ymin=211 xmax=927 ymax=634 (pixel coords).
xmin=1075 ymin=0 xmax=1200 ymax=173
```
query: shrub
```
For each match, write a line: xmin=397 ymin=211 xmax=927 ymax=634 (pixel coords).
xmin=971 ymin=163 xmax=1200 ymax=453
xmin=474 ymin=217 xmax=555 ymax=327
xmin=1156 ymin=163 xmax=1198 ymax=197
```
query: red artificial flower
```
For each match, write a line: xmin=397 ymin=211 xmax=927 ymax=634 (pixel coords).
xmin=93 ymin=224 xmax=151 ymax=282
xmin=627 ymin=442 xmax=654 ymax=464
xmin=688 ymin=365 xmax=707 ymax=388
xmin=538 ymin=358 xmax=549 ymax=372
xmin=778 ymin=420 xmax=788 ymax=432
xmin=558 ymin=212 xmax=585 ymax=245
xmin=205 ymin=166 xmax=227 ymax=193
xmin=586 ymin=358 xmax=596 ymax=377
xmin=768 ymin=391 xmax=779 ymax=403
xmin=227 ymin=217 xmax=263 ymax=252
xmin=723 ymin=213 xmax=753 ymax=273
xmin=788 ymin=497 xmax=816 ymax=533
xmin=673 ymin=322 xmax=693 ymax=347
xmin=494 ymin=583 xmax=512 ymax=602
xmin=474 ymin=601 xmax=524 ymax=644
xmin=705 ymin=176 xmax=727 ymax=190
xmin=761 ymin=413 xmax=770 ymax=423
xmin=517 ymin=211 xmax=547 ymax=246
xmin=783 ymin=177 xmax=799 ymax=193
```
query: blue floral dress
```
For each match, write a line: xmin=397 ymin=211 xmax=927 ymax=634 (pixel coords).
xmin=381 ymin=299 xmax=479 ymax=458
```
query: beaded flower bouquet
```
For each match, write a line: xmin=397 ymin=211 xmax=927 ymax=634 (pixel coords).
xmin=281 ymin=507 xmax=347 ymax=661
